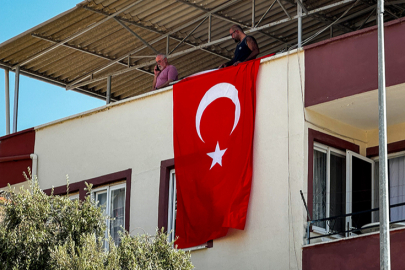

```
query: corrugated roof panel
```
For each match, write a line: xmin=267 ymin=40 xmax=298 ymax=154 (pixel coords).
xmin=1 ymin=0 xmax=403 ymax=101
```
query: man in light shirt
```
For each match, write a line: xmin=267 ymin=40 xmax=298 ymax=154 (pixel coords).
xmin=152 ymin=54 xmax=178 ymax=90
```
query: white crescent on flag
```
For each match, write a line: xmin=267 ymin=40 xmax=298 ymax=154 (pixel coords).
xmin=195 ymin=83 xmax=241 ymax=143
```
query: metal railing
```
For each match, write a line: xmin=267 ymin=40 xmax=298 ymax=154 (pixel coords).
xmin=306 ymin=201 xmax=405 ymax=244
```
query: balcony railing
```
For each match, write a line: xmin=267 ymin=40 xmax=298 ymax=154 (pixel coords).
xmin=306 ymin=201 xmax=405 ymax=244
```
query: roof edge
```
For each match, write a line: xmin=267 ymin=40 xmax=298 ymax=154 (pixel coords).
xmin=0 ymin=128 xmax=34 ymax=141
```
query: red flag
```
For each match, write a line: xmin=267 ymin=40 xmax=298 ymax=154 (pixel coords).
xmin=173 ymin=59 xmax=260 ymax=249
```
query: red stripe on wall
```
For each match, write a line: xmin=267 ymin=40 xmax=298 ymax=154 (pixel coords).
xmin=303 ymin=228 xmax=405 ymax=270
xmin=0 ymin=128 xmax=35 ymax=188
xmin=305 ymin=17 xmax=405 ymax=107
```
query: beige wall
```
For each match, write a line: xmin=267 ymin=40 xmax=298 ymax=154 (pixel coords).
xmin=34 ymin=51 xmax=307 ymax=270
xmin=367 ymin=121 xmax=405 ymax=149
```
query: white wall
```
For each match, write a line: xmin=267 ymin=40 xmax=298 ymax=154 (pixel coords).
xmin=34 ymin=51 xmax=307 ymax=270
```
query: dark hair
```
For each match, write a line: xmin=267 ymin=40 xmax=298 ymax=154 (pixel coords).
xmin=230 ymin=24 xmax=243 ymax=33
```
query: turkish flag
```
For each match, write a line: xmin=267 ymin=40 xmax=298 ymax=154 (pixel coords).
xmin=173 ymin=59 xmax=260 ymax=249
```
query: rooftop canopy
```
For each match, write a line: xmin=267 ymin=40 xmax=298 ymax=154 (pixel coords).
xmin=1 ymin=0 xmax=404 ymax=101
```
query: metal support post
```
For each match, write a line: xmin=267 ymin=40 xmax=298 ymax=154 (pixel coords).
xmin=252 ymin=0 xmax=255 ymax=26
xmin=377 ymin=0 xmax=391 ymax=267
xmin=298 ymin=0 xmax=302 ymax=48
xmin=106 ymin=75 xmax=111 ymax=104
xmin=166 ymin=36 xmax=170 ymax=55
xmin=208 ymin=14 xmax=212 ymax=42
xmin=5 ymin=68 xmax=10 ymax=135
xmin=12 ymin=66 xmax=20 ymax=133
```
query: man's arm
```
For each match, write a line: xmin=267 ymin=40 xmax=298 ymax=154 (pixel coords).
xmin=244 ymin=36 xmax=260 ymax=61
xmin=151 ymin=65 xmax=161 ymax=90
xmin=154 ymin=66 xmax=178 ymax=89
xmin=219 ymin=59 xmax=234 ymax=69
xmin=231 ymin=36 xmax=260 ymax=66
xmin=155 ymin=79 xmax=174 ymax=89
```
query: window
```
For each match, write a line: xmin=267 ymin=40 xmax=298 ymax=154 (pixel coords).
xmin=167 ymin=169 xmax=177 ymax=243
xmin=312 ymin=142 xmax=375 ymax=236
xmin=43 ymin=169 xmax=131 ymax=246
xmin=159 ymin=159 xmax=212 ymax=250
xmin=69 ymin=193 xmax=79 ymax=201
xmin=167 ymin=169 xmax=208 ymax=251
xmin=313 ymin=143 xmax=346 ymax=235
xmin=92 ymin=183 xmax=126 ymax=248
xmin=373 ymin=151 xmax=405 ymax=223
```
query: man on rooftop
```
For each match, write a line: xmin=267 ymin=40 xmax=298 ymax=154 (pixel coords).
xmin=219 ymin=25 xmax=260 ymax=69
xmin=152 ymin=54 xmax=178 ymax=90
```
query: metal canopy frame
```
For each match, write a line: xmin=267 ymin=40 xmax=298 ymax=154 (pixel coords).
xmin=66 ymin=0 xmax=359 ymax=90
xmin=1 ymin=0 xmax=405 ymax=106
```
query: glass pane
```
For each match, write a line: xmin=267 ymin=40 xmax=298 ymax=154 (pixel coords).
xmin=97 ymin=192 xmax=107 ymax=214
xmin=373 ymin=161 xmax=379 ymax=222
xmin=313 ymin=150 xmax=327 ymax=229
xmin=110 ymin=188 xmax=125 ymax=245
xmin=351 ymin=156 xmax=372 ymax=230
xmin=389 ymin=156 xmax=405 ymax=222
xmin=329 ymin=153 xmax=346 ymax=235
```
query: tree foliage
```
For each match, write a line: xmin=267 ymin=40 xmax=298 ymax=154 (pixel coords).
xmin=0 ymin=172 xmax=193 ymax=270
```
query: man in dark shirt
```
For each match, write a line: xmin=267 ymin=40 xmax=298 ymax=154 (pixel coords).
xmin=218 ymin=25 xmax=260 ymax=69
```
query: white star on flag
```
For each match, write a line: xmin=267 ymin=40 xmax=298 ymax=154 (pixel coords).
xmin=207 ymin=142 xmax=227 ymax=169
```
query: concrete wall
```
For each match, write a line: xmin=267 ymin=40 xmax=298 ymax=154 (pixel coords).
xmin=34 ymin=51 xmax=306 ymax=270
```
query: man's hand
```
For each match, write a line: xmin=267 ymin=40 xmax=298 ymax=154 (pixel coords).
xmin=154 ymin=65 xmax=161 ymax=76
xmin=232 ymin=61 xmax=241 ymax=66
xmin=218 ymin=63 xmax=226 ymax=69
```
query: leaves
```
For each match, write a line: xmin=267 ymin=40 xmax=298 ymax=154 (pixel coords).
xmin=0 ymin=175 xmax=193 ymax=270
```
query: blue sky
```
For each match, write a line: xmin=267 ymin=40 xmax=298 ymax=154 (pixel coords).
xmin=0 ymin=0 xmax=105 ymax=137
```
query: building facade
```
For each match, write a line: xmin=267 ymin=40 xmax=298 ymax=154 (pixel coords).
xmin=2 ymin=18 xmax=405 ymax=269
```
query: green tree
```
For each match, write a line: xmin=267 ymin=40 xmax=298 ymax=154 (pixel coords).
xmin=0 ymin=171 xmax=193 ymax=270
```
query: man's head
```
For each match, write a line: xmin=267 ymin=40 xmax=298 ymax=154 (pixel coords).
xmin=156 ymin=54 xmax=168 ymax=70
xmin=229 ymin=25 xmax=244 ymax=43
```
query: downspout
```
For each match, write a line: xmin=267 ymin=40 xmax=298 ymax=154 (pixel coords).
xmin=30 ymin=154 xmax=38 ymax=179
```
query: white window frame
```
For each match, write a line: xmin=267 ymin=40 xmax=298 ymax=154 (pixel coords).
xmin=372 ymin=150 xmax=405 ymax=222
xmin=92 ymin=183 xmax=126 ymax=249
xmin=168 ymin=169 xmax=208 ymax=251
xmin=313 ymin=143 xmax=375 ymax=237
xmin=346 ymin=150 xmax=375 ymax=236
xmin=313 ymin=143 xmax=346 ymax=236
xmin=69 ymin=193 xmax=79 ymax=201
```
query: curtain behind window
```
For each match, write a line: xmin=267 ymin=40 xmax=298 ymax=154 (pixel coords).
xmin=110 ymin=188 xmax=125 ymax=245
xmin=313 ymin=150 xmax=327 ymax=229
xmin=389 ymin=156 xmax=405 ymax=222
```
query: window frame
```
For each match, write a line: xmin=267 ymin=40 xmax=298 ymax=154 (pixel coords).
xmin=312 ymin=142 xmax=346 ymax=235
xmin=371 ymin=150 xmax=405 ymax=223
xmin=92 ymin=182 xmax=126 ymax=249
xmin=43 ymin=169 xmax=132 ymax=233
xmin=158 ymin=158 xmax=213 ymax=250
xmin=310 ymin=130 xmax=376 ymax=238
xmin=307 ymin=129 xmax=360 ymax=223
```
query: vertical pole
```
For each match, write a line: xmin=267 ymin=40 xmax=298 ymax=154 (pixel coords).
xmin=377 ymin=0 xmax=391 ymax=268
xmin=252 ymin=0 xmax=255 ymax=27
xmin=297 ymin=1 xmax=302 ymax=48
xmin=330 ymin=26 xmax=333 ymax=38
xmin=106 ymin=75 xmax=111 ymax=105
xmin=166 ymin=36 xmax=170 ymax=55
xmin=5 ymin=68 xmax=10 ymax=135
xmin=12 ymin=66 xmax=20 ymax=133
xmin=208 ymin=14 xmax=212 ymax=42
